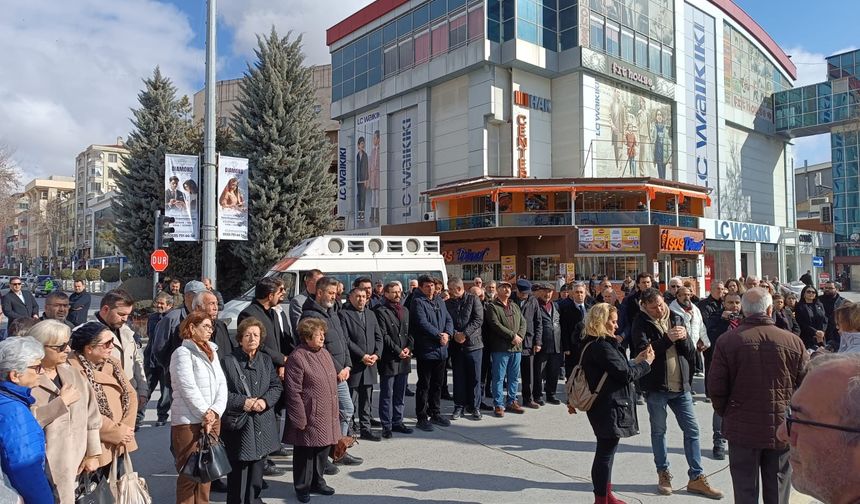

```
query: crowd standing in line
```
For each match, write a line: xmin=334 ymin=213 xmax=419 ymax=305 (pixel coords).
xmin=0 ymin=271 xmax=858 ymax=504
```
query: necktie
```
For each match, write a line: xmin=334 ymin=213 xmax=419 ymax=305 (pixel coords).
xmin=579 ymin=304 xmax=586 ymax=317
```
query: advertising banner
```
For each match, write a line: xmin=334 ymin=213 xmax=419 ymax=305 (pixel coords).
xmin=583 ymin=74 xmax=673 ymax=179
xmin=659 ymin=227 xmax=705 ymax=254
xmin=578 ymin=227 xmax=641 ymax=252
xmin=501 ymin=255 xmax=516 ymax=281
xmin=217 ymin=156 xmax=249 ymax=241
xmin=164 ymin=154 xmax=199 ymax=241
xmin=684 ymin=4 xmax=718 ymax=217
xmin=441 ymin=240 xmax=500 ymax=264
xmin=355 ymin=110 xmax=381 ymax=228
xmin=387 ymin=107 xmax=419 ymax=225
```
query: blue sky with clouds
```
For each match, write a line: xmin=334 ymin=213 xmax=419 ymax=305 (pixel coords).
xmin=0 ymin=0 xmax=856 ymax=181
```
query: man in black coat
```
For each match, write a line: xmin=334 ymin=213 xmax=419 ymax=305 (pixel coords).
xmin=40 ymin=291 xmax=74 ymax=329
xmin=559 ymin=282 xmax=592 ymax=379
xmin=289 ymin=269 xmax=323 ymax=336
xmin=514 ymin=279 xmax=543 ymax=408
xmin=300 ymin=276 xmax=362 ymax=467
xmin=237 ymin=277 xmax=292 ymax=374
xmin=534 ymin=283 xmax=564 ymax=404
xmin=1 ymin=276 xmax=38 ymax=328
xmin=445 ymin=276 xmax=484 ymax=420
xmin=799 ymin=270 xmax=813 ymax=287
xmin=373 ymin=281 xmax=414 ymax=438
xmin=820 ymin=280 xmax=847 ymax=349
xmin=67 ymin=279 xmax=91 ymax=326
xmin=620 ymin=273 xmax=654 ymax=338
xmin=631 ymin=288 xmax=723 ymax=499
xmin=339 ymin=287 xmax=383 ymax=441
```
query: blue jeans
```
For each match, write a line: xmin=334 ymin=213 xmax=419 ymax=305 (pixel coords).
xmin=491 ymin=351 xmax=521 ymax=408
xmin=378 ymin=373 xmax=408 ymax=429
xmin=645 ymin=390 xmax=704 ymax=479
xmin=337 ymin=380 xmax=354 ymax=436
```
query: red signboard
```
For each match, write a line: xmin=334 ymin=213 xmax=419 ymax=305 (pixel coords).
xmin=151 ymin=249 xmax=169 ymax=272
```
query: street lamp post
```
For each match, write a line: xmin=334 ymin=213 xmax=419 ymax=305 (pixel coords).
xmin=201 ymin=0 xmax=218 ymax=286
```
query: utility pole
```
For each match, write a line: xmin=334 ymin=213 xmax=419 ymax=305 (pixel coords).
xmin=202 ymin=0 xmax=218 ymax=286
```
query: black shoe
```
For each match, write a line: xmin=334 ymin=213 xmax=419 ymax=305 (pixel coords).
xmin=263 ymin=461 xmax=286 ymax=477
xmin=392 ymin=423 xmax=413 ymax=434
xmin=452 ymin=407 xmax=464 ymax=420
xmin=338 ymin=453 xmax=363 ymax=466
xmin=270 ymin=446 xmax=291 ymax=457
xmin=416 ymin=419 xmax=434 ymax=432
xmin=470 ymin=409 xmax=483 ymax=421
xmin=311 ymin=484 xmax=335 ymax=496
xmin=210 ymin=478 xmax=228 ymax=493
xmin=154 ymin=420 xmax=167 ymax=427
xmin=382 ymin=429 xmax=392 ymax=439
xmin=370 ymin=418 xmax=382 ymax=427
xmin=713 ymin=445 xmax=726 ymax=460
xmin=537 ymin=398 xmax=546 ymax=406
xmin=262 ymin=478 xmax=269 ymax=490
xmin=405 ymin=387 xmax=415 ymax=397
xmin=297 ymin=493 xmax=310 ymax=503
xmin=431 ymin=415 xmax=451 ymax=427
xmin=479 ymin=401 xmax=493 ymax=411
xmin=545 ymin=397 xmax=561 ymax=405
xmin=360 ymin=429 xmax=382 ymax=442
xmin=440 ymin=389 xmax=453 ymax=400
xmin=324 ymin=460 xmax=340 ymax=475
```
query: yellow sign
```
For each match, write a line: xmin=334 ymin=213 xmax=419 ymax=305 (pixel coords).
xmin=501 ymin=255 xmax=516 ymax=281
xmin=578 ymin=227 xmax=641 ymax=252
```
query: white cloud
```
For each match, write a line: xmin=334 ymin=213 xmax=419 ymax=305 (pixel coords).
xmin=218 ymin=0 xmax=374 ymax=65
xmin=0 ymin=0 xmax=204 ymax=183
xmin=780 ymin=46 xmax=858 ymax=165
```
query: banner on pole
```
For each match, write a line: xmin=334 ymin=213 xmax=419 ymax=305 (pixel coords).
xmin=217 ymin=156 xmax=249 ymax=240
xmin=164 ymin=154 xmax=200 ymax=241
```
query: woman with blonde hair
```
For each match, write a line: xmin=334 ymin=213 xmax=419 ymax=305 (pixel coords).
xmin=29 ymin=320 xmax=102 ymax=503
xmin=833 ymin=301 xmax=860 ymax=352
xmin=574 ymin=303 xmax=654 ymax=504
xmin=170 ymin=310 xmax=228 ymax=504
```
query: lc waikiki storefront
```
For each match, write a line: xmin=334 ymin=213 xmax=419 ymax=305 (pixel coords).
xmin=327 ymin=0 xmax=799 ymax=295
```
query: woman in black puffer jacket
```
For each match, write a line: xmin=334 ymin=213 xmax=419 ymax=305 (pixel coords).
xmin=794 ymin=285 xmax=828 ymax=349
xmin=573 ymin=303 xmax=654 ymax=504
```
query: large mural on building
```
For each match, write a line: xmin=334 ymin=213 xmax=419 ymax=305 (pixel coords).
xmin=583 ymin=75 xmax=673 ymax=179
xmin=387 ymin=106 xmax=420 ymax=225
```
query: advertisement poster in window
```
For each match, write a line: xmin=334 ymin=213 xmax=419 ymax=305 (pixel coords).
xmin=217 ymin=156 xmax=249 ymax=241
xmin=356 ymin=110 xmax=381 ymax=228
xmin=578 ymin=227 xmax=641 ymax=252
xmin=582 ymin=75 xmax=673 ymax=179
xmin=501 ymin=255 xmax=516 ymax=281
xmin=164 ymin=153 xmax=199 ymax=241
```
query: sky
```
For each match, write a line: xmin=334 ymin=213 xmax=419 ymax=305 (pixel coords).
xmin=0 ymin=0 xmax=856 ymax=184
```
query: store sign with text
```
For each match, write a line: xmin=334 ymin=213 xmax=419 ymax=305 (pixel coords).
xmin=441 ymin=241 xmax=500 ymax=264
xmin=516 ymin=115 xmax=528 ymax=178
xmin=660 ymin=227 xmax=706 ymax=254
xmin=700 ymin=218 xmax=781 ymax=244
xmin=578 ymin=227 xmax=641 ymax=252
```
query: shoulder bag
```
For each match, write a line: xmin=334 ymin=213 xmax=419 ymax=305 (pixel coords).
xmin=75 ymin=471 xmax=114 ymax=504
xmin=221 ymin=355 xmax=252 ymax=431
xmin=565 ymin=339 xmax=608 ymax=412
xmin=109 ymin=450 xmax=151 ymax=504
xmin=180 ymin=431 xmax=232 ymax=483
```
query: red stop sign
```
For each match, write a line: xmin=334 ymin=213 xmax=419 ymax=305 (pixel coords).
xmin=151 ymin=249 xmax=169 ymax=272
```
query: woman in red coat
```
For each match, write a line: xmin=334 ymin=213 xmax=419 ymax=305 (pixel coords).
xmin=284 ymin=318 xmax=341 ymax=503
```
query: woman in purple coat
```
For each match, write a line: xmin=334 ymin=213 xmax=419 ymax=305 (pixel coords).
xmin=284 ymin=318 xmax=341 ymax=503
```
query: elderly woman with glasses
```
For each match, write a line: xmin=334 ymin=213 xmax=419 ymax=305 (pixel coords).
xmin=0 ymin=336 xmax=54 ymax=503
xmin=69 ymin=322 xmax=138 ymax=473
xmin=29 ymin=320 xmax=102 ymax=503
xmin=170 ymin=310 xmax=228 ymax=504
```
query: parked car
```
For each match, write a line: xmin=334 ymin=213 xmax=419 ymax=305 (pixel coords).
xmin=0 ymin=282 xmax=9 ymax=297
xmin=33 ymin=278 xmax=59 ymax=297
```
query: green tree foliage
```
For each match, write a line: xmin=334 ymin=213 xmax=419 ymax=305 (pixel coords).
xmin=229 ymin=29 xmax=334 ymax=292
xmin=72 ymin=270 xmax=87 ymax=282
xmin=59 ymin=268 xmax=73 ymax=280
xmin=85 ymin=268 xmax=101 ymax=281
xmin=100 ymin=266 xmax=120 ymax=282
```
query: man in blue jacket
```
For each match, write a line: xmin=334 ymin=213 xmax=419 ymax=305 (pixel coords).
xmin=410 ymin=274 xmax=454 ymax=432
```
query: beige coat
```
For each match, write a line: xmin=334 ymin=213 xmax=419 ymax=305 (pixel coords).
xmin=69 ymin=353 xmax=139 ymax=468
xmin=31 ymin=363 xmax=102 ymax=503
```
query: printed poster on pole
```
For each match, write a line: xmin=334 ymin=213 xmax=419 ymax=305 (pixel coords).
xmin=217 ymin=156 xmax=249 ymax=240
xmin=164 ymin=154 xmax=200 ymax=241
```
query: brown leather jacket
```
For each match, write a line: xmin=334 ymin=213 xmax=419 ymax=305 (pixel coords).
xmin=706 ymin=313 xmax=809 ymax=449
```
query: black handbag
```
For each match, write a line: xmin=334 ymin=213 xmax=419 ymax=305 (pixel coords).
xmin=180 ymin=431 xmax=232 ymax=483
xmin=75 ymin=471 xmax=115 ymax=504
xmin=221 ymin=355 xmax=251 ymax=431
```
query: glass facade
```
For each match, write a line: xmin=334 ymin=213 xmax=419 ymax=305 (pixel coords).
xmin=332 ymin=0 xmax=484 ymax=102
xmin=516 ymin=0 xmax=557 ymax=50
xmin=828 ymin=48 xmax=860 ymax=80
xmin=724 ymin=23 xmax=791 ymax=122
xmin=833 ymin=127 xmax=860 ymax=255
xmin=774 ymin=78 xmax=860 ymax=131
xmin=583 ymin=0 xmax=675 ymax=78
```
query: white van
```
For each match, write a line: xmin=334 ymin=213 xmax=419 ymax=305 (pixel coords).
xmin=220 ymin=235 xmax=447 ymax=331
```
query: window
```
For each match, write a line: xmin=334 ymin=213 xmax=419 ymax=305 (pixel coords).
xmin=413 ymin=3 xmax=430 ymax=28
xmin=621 ymin=28 xmax=634 ymax=61
xmin=649 ymin=40 xmax=661 ymax=73
xmin=430 ymin=0 xmax=447 ymax=20
xmin=414 ymin=29 xmax=431 ymax=64
xmin=461 ymin=263 xmax=502 ymax=281
xmin=605 ymin=20 xmax=620 ymax=57
xmin=398 ymin=38 xmax=414 ymax=70
xmin=634 ymin=33 xmax=648 ymax=67
xmin=662 ymin=47 xmax=673 ymax=77
xmin=432 ymin=20 xmax=449 ymax=56
xmin=589 ymin=15 xmax=604 ymax=51
xmin=529 ymin=256 xmax=560 ymax=282
xmin=575 ymin=255 xmax=646 ymax=281
xmin=449 ymin=12 xmax=467 ymax=47
xmin=467 ymin=4 xmax=484 ymax=40
xmin=108 ymin=153 xmax=117 ymax=163
xmin=383 ymin=45 xmax=398 ymax=76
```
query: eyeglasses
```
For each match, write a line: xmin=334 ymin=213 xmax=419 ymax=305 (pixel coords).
xmin=785 ymin=406 xmax=860 ymax=437
xmin=199 ymin=324 xmax=214 ymax=332
xmin=10 ymin=282 xmax=21 ymax=286
xmin=28 ymin=364 xmax=44 ymax=374
xmin=46 ymin=342 xmax=70 ymax=352
xmin=91 ymin=339 xmax=114 ymax=349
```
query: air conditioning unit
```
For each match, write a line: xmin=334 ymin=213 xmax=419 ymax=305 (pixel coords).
xmin=810 ymin=196 xmax=830 ymax=206
xmin=820 ymin=204 xmax=833 ymax=224
xmin=422 ymin=211 xmax=436 ymax=221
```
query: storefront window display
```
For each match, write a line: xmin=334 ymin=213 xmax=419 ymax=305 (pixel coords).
xmin=705 ymin=240 xmax=736 ymax=285
xmin=529 ymin=255 xmax=561 ymax=281
xmin=761 ymin=243 xmax=780 ymax=282
xmin=575 ymin=255 xmax=645 ymax=281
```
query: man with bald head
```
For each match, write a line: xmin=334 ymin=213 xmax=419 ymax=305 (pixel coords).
xmin=777 ymin=353 xmax=860 ymax=504
xmin=708 ymin=287 xmax=808 ymax=504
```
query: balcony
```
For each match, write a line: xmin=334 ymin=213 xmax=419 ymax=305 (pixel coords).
xmin=437 ymin=211 xmax=698 ymax=231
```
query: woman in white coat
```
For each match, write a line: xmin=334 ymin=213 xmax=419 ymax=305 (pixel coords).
xmin=170 ymin=310 xmax=228 ymax=504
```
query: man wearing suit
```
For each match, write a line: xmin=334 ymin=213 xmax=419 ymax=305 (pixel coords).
xmin=534 ymin=283 xmax=564 ymax=404
xmin=514 ymin=279 xmax=544 ymax=408
xmin=165 ymin=176 xmax=185 ymax=211
xmin=340 ymin=287 xmax=383 ymax=441
xmin=559 ymin=282 xmax=592 ymax=379
xmin=356 ymin=137 xmax=369 ymax=222
xmin=2 ymin=276 xmax=38 ymax=328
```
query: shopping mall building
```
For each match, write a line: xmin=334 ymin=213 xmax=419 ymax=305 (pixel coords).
xmin=327 ymin=0 xmax=833 ymax=292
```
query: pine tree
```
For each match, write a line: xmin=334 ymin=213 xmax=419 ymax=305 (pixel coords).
xmin=113 ymin=68 xmax=198 ymax=277
xmin=230 ymin=29 xmax=334 ymax=288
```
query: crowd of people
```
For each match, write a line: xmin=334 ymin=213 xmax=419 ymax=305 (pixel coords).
xmin=0 ymin=270 xmax=858 ymax=504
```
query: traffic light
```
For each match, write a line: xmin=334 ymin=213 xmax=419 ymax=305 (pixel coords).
xmin=155 ymin=214 xmax=176 ymax=249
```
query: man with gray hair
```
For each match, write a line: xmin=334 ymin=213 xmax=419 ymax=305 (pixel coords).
xmin=708 ymin=287 xmax=808 ymax=504
xmin=744 ymin=275 xmax=760 ymax=291
xmin=776 ymin=353 xmax=860 ymax=504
